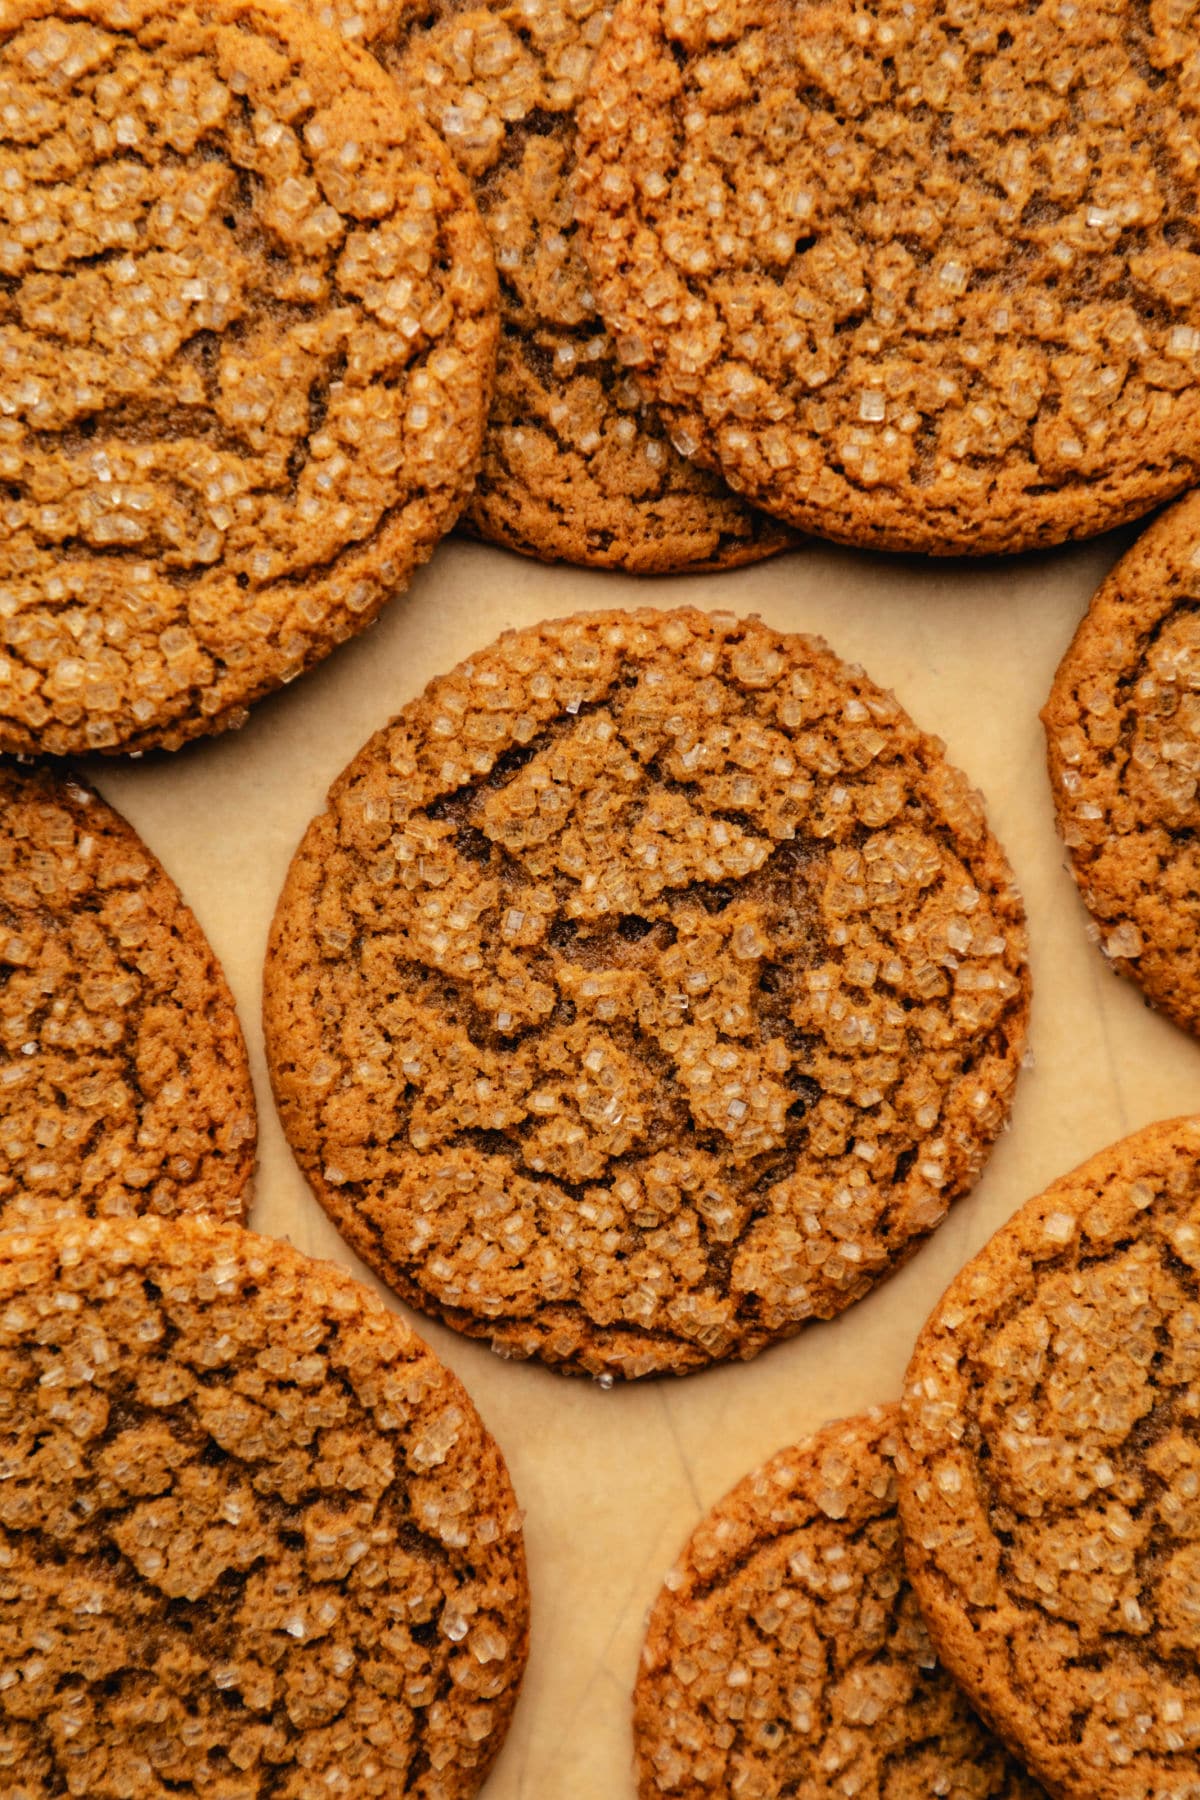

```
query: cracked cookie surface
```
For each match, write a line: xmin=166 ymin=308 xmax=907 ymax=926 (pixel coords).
xmin=264 ymin=608 xmax=1029 ymax=1379
xmin=0 ymin=1215 xmax=529 ymax=1798
xmin=634 ymin=1408 xmax=1044 ymax=1798
xmin=574 ymin=0 xmax=1200 ymax=556
xmin=1044 ymin=490 xmax=1200 ymax=1036
xmin=899 ymin=1118 xmax=1200 ymax=1800
xmin=0 ymin=0 xmax=496 ymax=754
xmin=300 ymin=0 xmax=791 ymax=572
xmin=0 ymin=761 xmax=255 ymax=1229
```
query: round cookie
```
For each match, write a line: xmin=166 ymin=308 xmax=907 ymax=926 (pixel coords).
xmin=0 ymin=0 xmax=497 ymax=755
xmin=263 ymin=608 xmax=1030 ymax=1379
xmin=0 ymin=761 xmax=256 ymax=1229
xmin=573 ymin=0 xmax=1200 ymax=557
xmin=301 ymin=0 xmax=792 ymax=572
xmin=634 ymin=1408 xmax=1045 ymax=1799
xmin=0 ymin=1214 xmax=529 ymax=1798
xmin=1044 ymin=490 xmax=1200 ymax=1035
xmin=898 ymin=1118 xmax=1200 ymax=1800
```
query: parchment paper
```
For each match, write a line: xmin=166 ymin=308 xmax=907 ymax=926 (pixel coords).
xmin=88 ymin=519 xmax=1200 ymax=1799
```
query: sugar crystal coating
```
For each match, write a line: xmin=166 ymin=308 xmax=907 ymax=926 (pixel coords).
xmin=0 ymin=0 xmax=497 ymax=754
xmin=0 ymin=762 xmax=255 ymax=1228
xmin=298 ymin=0 xmax=791 ymax=572
xmin=574 ymin=0 xmax=1200 ymax=556
xmin=0 ymin=1215 xmax=529 ymax=1797
xmin=1044 ymin=490 xmax=1200 ymax=1036
xmin=264 ymin=608 xmax=1029 ymax=1379
xmin=899 ymin=1118 xmax=1200 ymax=1800
xmin=634 ymin=1408 xmax=1045 ymax=1798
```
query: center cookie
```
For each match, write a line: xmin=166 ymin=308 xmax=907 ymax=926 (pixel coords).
xmin=573 ymin=0 xmax=1200 ymax=556
xmin=264 ymin=609 xmax=1029 ymax=1379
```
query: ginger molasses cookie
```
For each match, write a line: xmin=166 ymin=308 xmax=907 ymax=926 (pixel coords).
xmin=264 ymin=609 xmax=1029 ymax=1380
xmin=574 ymin=0 xmax=1200 ymax=557
xmin=0 ymin=1215 xmax=529 ymax=1798
xmin=300 ymin=0 xmax=791 ymax=572
xmin=1044 ymin=491 xmax=1200 ymax=1035
xmin=635 ymin=1409 xmax=1045 ymax=1799
xmin=0 ymin=0 xmax=497 ymax=755
xmin=0 ymin=762 xmax=255 ymax=1228
xmin=899 ymin=1118 xmax=1200 ymax=1800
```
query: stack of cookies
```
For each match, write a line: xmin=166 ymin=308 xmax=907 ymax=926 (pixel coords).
xmin=2 ymin=0 xmax=1200 ymax=1794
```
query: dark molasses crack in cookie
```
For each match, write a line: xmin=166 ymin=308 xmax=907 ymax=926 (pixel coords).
xmin=0 ymin=761 xmax=256 ymax=1229
xmin=264 ymin=609 xmax=1029 ymax=1379
xmin=296 ymin=0 xmax=793 ymax=572
xmin=0 ymin=1216 xmax=530 ymax=1798
xmin=0 ymin=0 xmax=497 ymax=755
xmin=574 ymin=0 xmax=1200 ymax=556
xmin=899 ymin=1118 xmax=1200 ymax=1800
xmin=1044 ymin=490 xmax=1200 ymax=1037
xmin=634 ymin=1409 xmax=1046 ymax=1798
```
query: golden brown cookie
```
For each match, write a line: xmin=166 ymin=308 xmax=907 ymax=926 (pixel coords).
xmin=0 ymin=1214 xmax=529 ymax=1798
xmin=1044 ymin=491 xmax=1200 ymax=1035
xmin=300 ymin=0 xmax=792 ymax=572
xmin=899 ymin=1118 xmax=1200 ymax=1800
xmin=574 ymin=0 xmax=1200 ymax=557
xmin=0 ymin=0 xmax=497 ymax=755
xmin=0 ymin=761 xmax=256 ymax=1228
xmin=263 ymin=608 xmax=1030 ymax=1380
xmin=634 ymin=1408 xmax=1045 ymax=1799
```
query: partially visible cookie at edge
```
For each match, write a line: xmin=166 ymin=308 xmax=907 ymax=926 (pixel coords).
xmin=0 ymin=760 xmax=256 ymax=1227
xmin=1043 ymin=490 xmax=1200 ymax=1035
xmin=301 ymin=0 xmax=794 ymax=572
xmin=263 ymin=607 xmax=1030 ymax=1380
xmin=899 ymin=1118 xmax=1200 ymax=1800
xmin=0 ymin=1214 xmax=529 ymax=1798
xmin=573 ymin=0 xmax=1200 ymax=556
xmin=634 ymin=1407 xmax=1046 ymax=1799
xmin=0 ymin=0 xmax=497 ymax=754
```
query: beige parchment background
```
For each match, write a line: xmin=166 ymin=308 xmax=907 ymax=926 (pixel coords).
xmin=85 ymin=518 xmax=1200 ymax=1799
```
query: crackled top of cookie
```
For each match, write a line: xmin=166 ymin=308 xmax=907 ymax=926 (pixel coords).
xmin=573 ymin=0 xmax=1200 ymax=556
xmin=0 ymin=1216 xmax=528 ymax=1798
xmin=899 ymin=1118 xmax=1200 ymax=1800
xmin=301 ymin=0 xmax=789 ymax=572
xmin=0 ymin=0 xmax=496 ymax=755
xmin=264 ymin=609 xmax=1029 ymax=1379
xmin=1044 ymin=490 xmax=1200 ymax=1035
xmin=635 ymin=1408 xmax=1044 ymax=1798
xmin=0 ymin=762 xmax=255 ymax=1229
